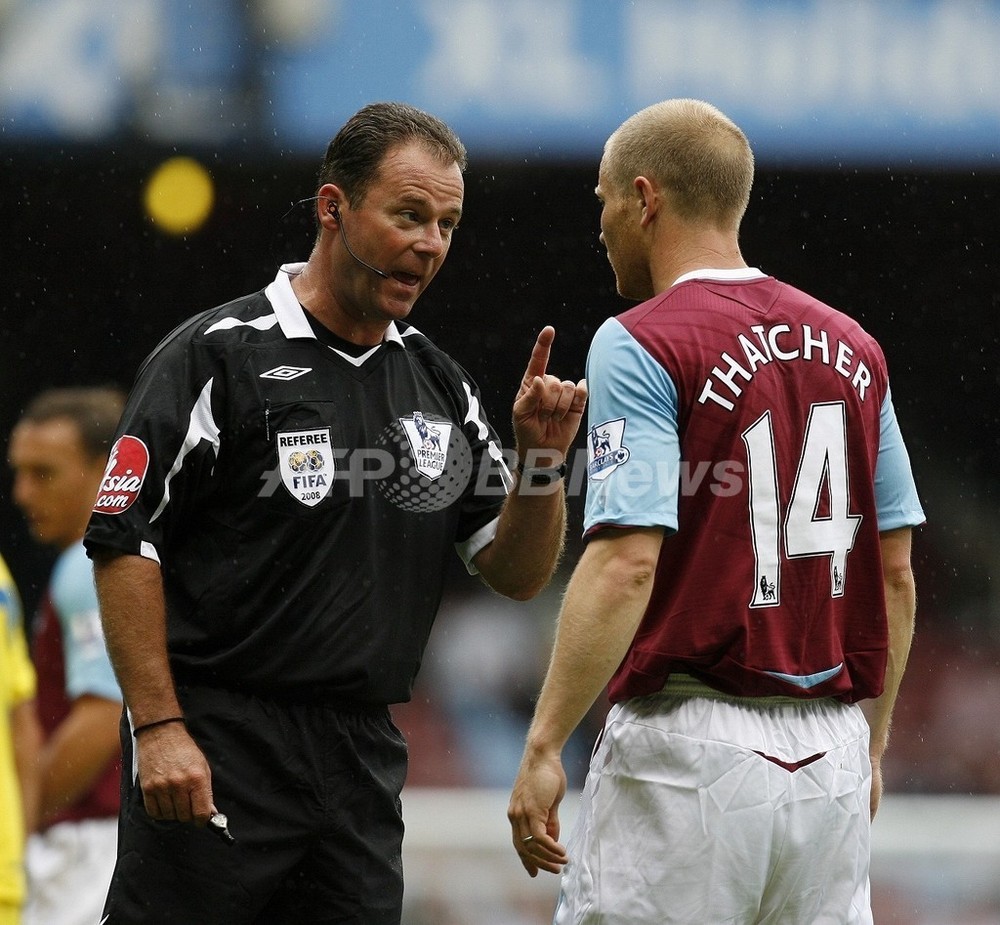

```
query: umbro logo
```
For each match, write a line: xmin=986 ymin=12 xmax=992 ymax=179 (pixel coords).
xmin=260 ymin=365 xmax=312 ymax=381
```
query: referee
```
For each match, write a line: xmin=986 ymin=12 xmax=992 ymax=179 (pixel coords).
xmin=85 ymin=102 xmax=587 ymax=924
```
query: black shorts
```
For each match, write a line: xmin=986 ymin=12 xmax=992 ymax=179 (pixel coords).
xmin=102 ymin=684 xmax=408 ymax=924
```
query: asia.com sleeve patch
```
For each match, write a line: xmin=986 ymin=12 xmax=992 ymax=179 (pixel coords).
xmin=93 ymin=436 xmax=150 ymax=515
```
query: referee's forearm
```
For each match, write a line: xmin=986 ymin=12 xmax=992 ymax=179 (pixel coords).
xmin=93 ymin=551 xmax=182 ymax=727
xmin=475 ymin=481 xmax=567 ymax=600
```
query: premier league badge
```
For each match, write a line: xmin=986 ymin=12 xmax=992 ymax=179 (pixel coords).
xmin=277 ymin=427 xmax=334 ymax=507
xmin=399 ymin=412 xmax=452 ymax=481
xmin=375 ymin=414 xmax=472 ymax=514
xmin=587 ymin=417 xmax=631 ymax=481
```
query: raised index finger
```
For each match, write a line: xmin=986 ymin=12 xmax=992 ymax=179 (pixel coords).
xmin=522 ymin=326 xmax=555 ymax=384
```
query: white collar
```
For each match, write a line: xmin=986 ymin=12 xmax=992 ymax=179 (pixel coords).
xmin=265 ymin=263 xmax=404 ymax=347
xmin=670 ymin=267 xmax=767 ymax=287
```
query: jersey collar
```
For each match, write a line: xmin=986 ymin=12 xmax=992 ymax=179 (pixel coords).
xmin=670 ymin=267 xmax=767 ymax=287
xmin=266 ymin=263 xmax=405 ymax=348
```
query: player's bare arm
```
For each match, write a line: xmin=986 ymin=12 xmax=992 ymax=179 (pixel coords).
xmin=12 ymin=699 xmax=42 ymax=833
xmin=508 ymin=526 xmax=663 ymax=876
xmin=92 ymin=551 xmax=215 ymax=824
xmin=37 ymin=693 xmax=122 ymax=822
xmin=474 ymin=326 xmax=587 ymax=599
xmin=865 ymin=526 xmax=916 ymax=819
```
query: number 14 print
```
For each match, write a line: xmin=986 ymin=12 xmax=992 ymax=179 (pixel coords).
xmin=742 ymin=402 xmax=863 ymax=608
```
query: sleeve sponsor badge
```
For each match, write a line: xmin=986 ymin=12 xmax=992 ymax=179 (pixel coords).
xmin=277 ymin=428 xmax=334 ymax=507
xmin=587 ymin=417 xmax=631 ymax=481
xmin=94 ymin=436 xmax=150 ymax=514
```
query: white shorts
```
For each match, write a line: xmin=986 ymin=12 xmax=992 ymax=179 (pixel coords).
xmin=555 ymin=679 xmax=873 ymax=925
xmin=24 ymin=817 xmax=117 ymax=925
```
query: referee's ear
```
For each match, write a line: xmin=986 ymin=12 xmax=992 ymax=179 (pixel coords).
xmin=317 ymin=184 xmax=347 ymax=230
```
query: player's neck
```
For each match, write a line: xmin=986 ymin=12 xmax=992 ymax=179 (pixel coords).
xmin=650 ymin=231 xmax=746 ymax=295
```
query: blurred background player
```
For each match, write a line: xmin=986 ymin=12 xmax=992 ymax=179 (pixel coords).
xmin=8 ymin=388 xmax=125 ymax=925
xmin=509 ymin=99 xmax=924 ymax=924
xmin=0 ymin=551 xmax=40 ymax=925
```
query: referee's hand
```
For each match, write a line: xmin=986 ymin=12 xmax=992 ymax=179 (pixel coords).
xmin=135 ymin=722 xmax=215 ymax=825
xmin=512 ymin=326 xmax=587 ymax=459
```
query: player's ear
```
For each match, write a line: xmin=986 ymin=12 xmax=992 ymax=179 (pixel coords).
xmin=634 ymin=176 xmax=658 ymax=226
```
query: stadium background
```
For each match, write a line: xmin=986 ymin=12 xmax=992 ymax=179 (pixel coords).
xmin=1 ymin=2 xmax=997 ymax=922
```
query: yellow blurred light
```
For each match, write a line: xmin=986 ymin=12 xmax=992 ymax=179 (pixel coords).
xmin=144 ymin=157 xmax=215 ymax=235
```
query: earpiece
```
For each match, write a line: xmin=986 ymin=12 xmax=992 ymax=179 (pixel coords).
xmin=327 ymin=200 xmax=390 ymax=279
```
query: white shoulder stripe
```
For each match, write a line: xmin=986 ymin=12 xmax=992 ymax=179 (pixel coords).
xmin=459 ymin=383 xmax=512 ymax=491
xmin=204 ymin=314 xmax=279 ymax=335
xmin=149 ymin=378 xmax=221 ymax=524
xmin=462 ymin=381 xmax=489 ymax=440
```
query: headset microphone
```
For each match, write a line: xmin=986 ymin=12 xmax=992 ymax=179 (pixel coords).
xmin=328 ymin=204 xmax=390 ymax=280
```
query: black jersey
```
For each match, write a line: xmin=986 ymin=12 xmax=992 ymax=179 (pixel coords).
xmin=85 ymin=265 xmax=511 ymax=704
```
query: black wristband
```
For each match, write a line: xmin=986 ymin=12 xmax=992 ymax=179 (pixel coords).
xmin=517 ymin=460 xmax=567 ymax=486
xmin=133 ymin=716 xmax=185 ymax=737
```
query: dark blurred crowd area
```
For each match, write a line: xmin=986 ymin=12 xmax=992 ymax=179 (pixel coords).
xmin=2 ymin=150 xmax=998 ymax=798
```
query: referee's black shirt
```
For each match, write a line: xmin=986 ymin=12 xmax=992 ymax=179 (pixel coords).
xmin=85 ymin=265 xmax=511 ymax=704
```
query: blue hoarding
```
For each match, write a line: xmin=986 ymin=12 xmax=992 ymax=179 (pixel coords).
xmin=1 ymin=0 xmax=997 ymax=165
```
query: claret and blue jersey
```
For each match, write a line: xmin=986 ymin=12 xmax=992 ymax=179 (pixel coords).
xmin=583 ymin=268 xmax=925 ymax=703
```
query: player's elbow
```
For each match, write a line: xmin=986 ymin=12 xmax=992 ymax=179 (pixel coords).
xmin=883 ymin=563 xmax=915 ymax=599
xmin=608 ymin=554 xmax=658 ymax=598
xmin=587 ymin=526 xmax=664 ymax=594
xmin=879 ymin=526 xmax=915 ymax=596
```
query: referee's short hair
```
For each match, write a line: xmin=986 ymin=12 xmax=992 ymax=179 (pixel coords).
xmin=18 ymin=387 xmax=125 ymax=460
xmin=317 ymin=101 xmax=468 ymax=208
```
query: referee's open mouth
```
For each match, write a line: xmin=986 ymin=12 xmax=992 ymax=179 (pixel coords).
xmin=392 ymin=271 xmax=421 ymax=288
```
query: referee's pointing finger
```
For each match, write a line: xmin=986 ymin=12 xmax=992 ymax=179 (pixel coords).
xmin=521 ymin=326 xmax=555 ymax=386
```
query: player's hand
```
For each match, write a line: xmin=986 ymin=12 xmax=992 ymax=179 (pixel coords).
xmin=512 ymin=327 xmax=587 ymax=464
xmin=135 ymin=722 xmax=215 ymax=825
xmin=507 ymin=748 xmax=569 ymax=877
xmin=869 ymin=752 xmax=884 ymax=820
